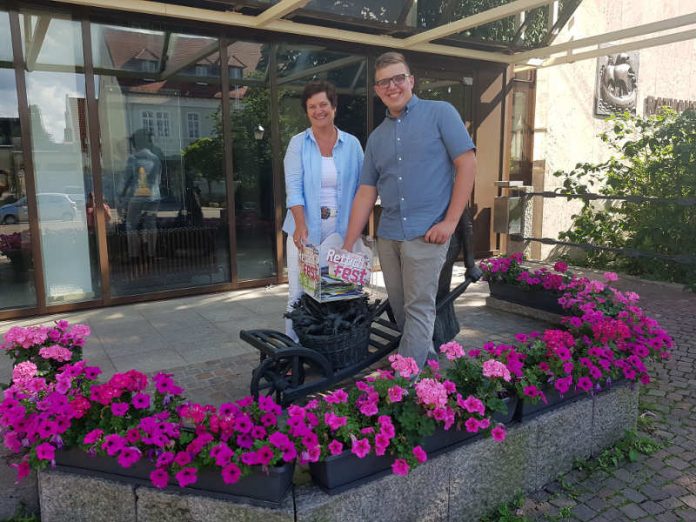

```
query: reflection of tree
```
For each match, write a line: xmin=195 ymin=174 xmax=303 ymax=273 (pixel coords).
xmin=417 ymin=0 xmax=551 ymax=48
xmin=182 ymin=80 xmax=274 ymax=215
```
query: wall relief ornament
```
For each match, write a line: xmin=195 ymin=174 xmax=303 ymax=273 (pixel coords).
xmin=595 ymin=52 xmax=639 ymax=116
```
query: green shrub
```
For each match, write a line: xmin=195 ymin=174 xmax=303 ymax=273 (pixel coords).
xmin=554 ymin=109 xmax=696 ymax=289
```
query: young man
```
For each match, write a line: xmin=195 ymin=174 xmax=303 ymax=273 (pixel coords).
xmin=342 ymin=52 xmax=477 ymax=370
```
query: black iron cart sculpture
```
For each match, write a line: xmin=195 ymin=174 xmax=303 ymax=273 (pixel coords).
xmin=241 ymin=209 xmax=482 ymax=406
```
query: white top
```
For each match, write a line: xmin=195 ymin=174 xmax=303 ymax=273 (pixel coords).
xmin=320 ymin=156 xmax=338 ymax=209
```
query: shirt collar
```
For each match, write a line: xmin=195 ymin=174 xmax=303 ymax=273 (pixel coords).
xmin=385 ymin=94 xmax=419 ymax=120
xmin=305 ymin=127 xmax=344 ymax=144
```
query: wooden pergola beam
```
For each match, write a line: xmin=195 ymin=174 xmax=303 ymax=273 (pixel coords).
xmin=254 ymin=0 xmax=310 ymax=28
xmin=538 ymin=27 xmax=696 ymax=67
xmin=514 ymin=11 xmax=696 ymax=63
xmin=50 ymin=0 xmax=515 ymax=64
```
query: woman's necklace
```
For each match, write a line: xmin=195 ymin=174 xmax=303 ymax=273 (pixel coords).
xmin=315 ymin=127 xmax=337 ymax=157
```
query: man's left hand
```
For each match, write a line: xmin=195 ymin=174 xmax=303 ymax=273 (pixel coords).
xmin=424 ymin=221 xmax=456 ymax=244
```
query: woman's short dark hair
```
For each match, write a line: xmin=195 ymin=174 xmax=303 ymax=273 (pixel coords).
xmin=301 ymin=80 xmax=337 ymax=111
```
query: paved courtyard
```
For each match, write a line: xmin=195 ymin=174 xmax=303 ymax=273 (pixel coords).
xmin=0 ymin=266 xmax=694 ymax=521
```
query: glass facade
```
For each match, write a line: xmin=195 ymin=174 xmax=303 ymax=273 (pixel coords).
xmin=0 ymin=2 xmax=500 ymax=318
xmin=0 ymin=10 xmax=37 ymax=310
xmin=91 ymin=25 xmax=231 ymax=295
xmin=20 ymin=13 xmax=100 ymax=305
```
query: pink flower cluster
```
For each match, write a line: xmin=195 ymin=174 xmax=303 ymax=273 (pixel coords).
xmin=480 ymin=252 xmax=571 ymax=292
xmin=1 ymin=321 xmax=90 ymax=382
xmin=439 ymin=341 xmax=465 ymax=361
xmin=388 ymin=354 xmax=420 ymax=378
xmin=482 ymin=359 xmax=511 ymax=382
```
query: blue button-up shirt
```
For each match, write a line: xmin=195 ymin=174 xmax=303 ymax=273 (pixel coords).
xmin=282 ymin=128 xmax=364 ymax=246
xmin=361 ymin=95 xmax=475 ymax=241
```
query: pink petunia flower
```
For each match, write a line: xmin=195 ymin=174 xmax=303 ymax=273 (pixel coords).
xmin=392 ymin=459 xmax=410 ymax=476
xmin=328 ymin=440 xmax=344 ymax=456
xmin=351 ymin=438 xmax=371 ymax=459
xmin=464 ymin=417 xmax=480 ymax=433
xmin=117 ymin=447 xmax=142 ymax=468
xmin=221 ymin=463 xmax=241 ymax=484
xmin=131 ymin=393 xmax=150 ymax=410
xmin=83 ymin=429 xmax=103 ymax=445
xmin=150 ymin=468 xmax=169 ymax=489
xmin=412 ymin=445 xmax=427 ymax=464
xmin=35 ymin=442 xmax=55 ymax=461
xmin=111 ymin=402 xmax=129 ymax=417
xmin=491 ymin=425 xmax=507 ymax=442
xmin=175 ymin=467 xmax=198 ymax=488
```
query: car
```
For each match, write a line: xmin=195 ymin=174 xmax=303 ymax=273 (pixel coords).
xmin=0 ymin=193 xmax=78 ymax=224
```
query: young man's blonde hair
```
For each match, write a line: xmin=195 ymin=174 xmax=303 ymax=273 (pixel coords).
xmin=375 ymin=51 xmax=410 ymax=73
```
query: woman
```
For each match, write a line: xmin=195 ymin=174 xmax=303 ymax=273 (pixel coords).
xmin=282 ymin=80 xmax=364 ymax=341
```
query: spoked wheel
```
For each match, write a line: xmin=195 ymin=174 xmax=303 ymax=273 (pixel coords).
xmin=249 ymin=348 xmax=332 ymax=406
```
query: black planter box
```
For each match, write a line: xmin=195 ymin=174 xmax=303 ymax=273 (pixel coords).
xmin=516 ymin=386 xmax=583 ymax=421
xmin=492 ymin=395 xmax=519 ymax=425
xmin=55 ymin=448 xmax=294 ymax=507
xmin=420 ymin=425 xmax=479 ymax=456
xmin=488 ymin=281 xmax=566 ymax=315
xmin=309 ymin=450 xmax=394 ymax=494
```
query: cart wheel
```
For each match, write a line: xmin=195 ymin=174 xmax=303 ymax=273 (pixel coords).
xmin=250 ymin=355 xmax=306 ymax=404
xmin=249 ymin=348 xmax=333 ymax=405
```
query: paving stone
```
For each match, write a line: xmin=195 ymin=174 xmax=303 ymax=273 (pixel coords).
xmin=623 ymin=487 xmax=648 ymax=503
xmin=571 ymin=503 xmax=596 ymax=521
xmin=679 ymin=495 xmax=696 ymax=510
xmin=620 ymin=502 xmax=649 ymax=519
xmin=641 ymin=500 xmax=667 ymax=515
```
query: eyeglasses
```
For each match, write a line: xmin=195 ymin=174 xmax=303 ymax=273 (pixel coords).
xmin=374 ymin=73 xmax=412 ymax=89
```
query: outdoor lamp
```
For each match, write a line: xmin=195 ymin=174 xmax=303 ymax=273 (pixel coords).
xmin=254 ymin=125 xmax=265 ymax=140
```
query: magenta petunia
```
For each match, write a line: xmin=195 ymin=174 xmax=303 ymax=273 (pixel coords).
xmin=111 ymin=402 xmax=129 ymax=417
xmin=150 ymin=468 xmax=169 ymax=489
xmin=412 ymin=445 xmax=427 ymax=464
xmin=221 ymin=463 xmax=241 ymax=484
xmin=35 ymin=442 xmax=55 ymax=461
xmin=464 ymin=417 xmax=480 ymax=433
xmin=117 ymin=446 xmax=142 ymax=468
xmin=351 ymin=438 xmax=371 ymax=459
xmin=392 ymin=458 xmax=410 ymax=476
xmin=328 ymin=440 xmax=344 ymax=456
xmin=491 ymin=425 xmax=507 ymax=442
xmin=175 ymin=467 xmax=198 ymax=488
xmin=83 ymin=429 xmax=103 ymax=445
xmin=131 ymin=393 xmax=150 ymax=410
xmin=174 ymin=451 xmax=192 ymax=466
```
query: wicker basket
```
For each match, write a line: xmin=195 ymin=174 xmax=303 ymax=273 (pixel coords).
xmin=298 ymin=323 xmax=371 ymax=369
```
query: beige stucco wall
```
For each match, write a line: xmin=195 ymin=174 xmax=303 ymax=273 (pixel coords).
xmin=533 ymin=0 xmax=696 ymax=259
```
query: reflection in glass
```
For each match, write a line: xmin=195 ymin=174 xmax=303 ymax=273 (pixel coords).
xmin=21 ymin=13 xmax=100 ymax=304
xmin=0 ymin=13 xmax=37 ymax=308
xmin=227 ymin=42 xmax=276 ymax=281
xmin=304 ymin=0 xmax=410 ymax=26
xmin=0 ymin=11 xmax=11 ymax=61
xmin=93 ymin=24 xmax=230 ymax=295
xmin=21 ymin=14 xmax=84 ymax=68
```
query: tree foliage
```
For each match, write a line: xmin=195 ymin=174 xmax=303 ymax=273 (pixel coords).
xmin=554 ymin=109 xmax=696 ymax=288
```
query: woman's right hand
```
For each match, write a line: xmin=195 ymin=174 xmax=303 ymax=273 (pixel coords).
xmin=293 ymin=223 xmax=308 ymax=249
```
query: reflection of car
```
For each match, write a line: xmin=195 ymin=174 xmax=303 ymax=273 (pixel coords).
xmin=0 ymin=198 xmax=22 ymax=224
xmin=0 ymin=193 xmax=78 ymax=224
